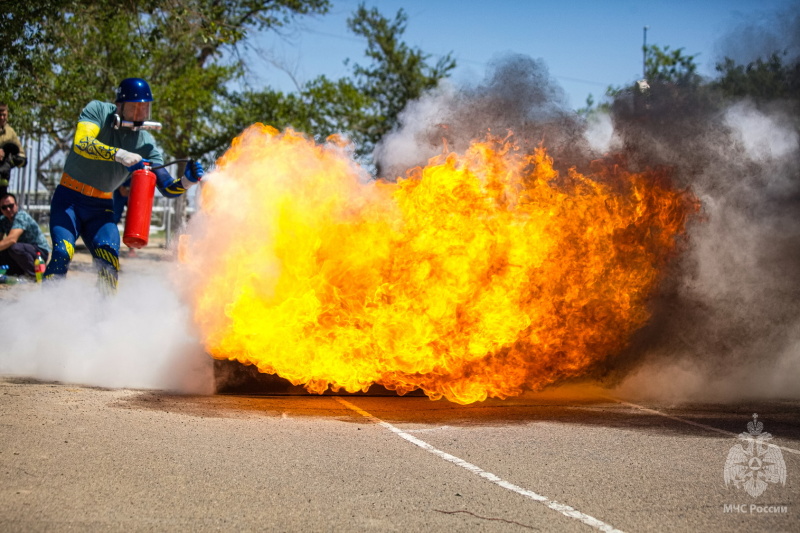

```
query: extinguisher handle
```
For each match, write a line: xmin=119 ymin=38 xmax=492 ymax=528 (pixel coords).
xmin=126 ymin=159 xmax=151 ymax=173
xmin=149 ymin=158 xmax=193 ymax=171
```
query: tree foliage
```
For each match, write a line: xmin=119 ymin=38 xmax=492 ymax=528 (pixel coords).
xmin=2 ymin=0 xmax=453 ymax=180
xmin=0 ymin=0 xmax=330 ymax=171
xmin=585 ymin=42 xmax=799 ymax=120
xmin=199 ymin=3 xmax=456 ymax=164
xmin=581 ymin=44 xmax=704 ymax=117
xmin=643 ymin=44 xmax=701 ymax=86
xmin=713 ymin=53 xmax=800 ymax=102
xmin=346 ymin=4 xmax=456 ymax=148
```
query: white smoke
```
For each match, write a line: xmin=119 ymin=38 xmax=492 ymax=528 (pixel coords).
xmin=724 ymin=101 xmax=799 ymax=163
xmin=617 ymin=342 xmax=800 ymax=404
xmin=374 ymin=82 xmax=458 ymax=179
xmin=584 ymin=111 xmax=619 ymax=155
xmin=0 ymin=263 xmax=213 ymax=393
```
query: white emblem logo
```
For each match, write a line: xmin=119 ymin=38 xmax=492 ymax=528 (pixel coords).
xmin=724 ymin=413 xmax=787 ymax=498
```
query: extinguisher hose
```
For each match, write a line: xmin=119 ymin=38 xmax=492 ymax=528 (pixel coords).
xmin=149 ymin=158 xmax=193 ymax=171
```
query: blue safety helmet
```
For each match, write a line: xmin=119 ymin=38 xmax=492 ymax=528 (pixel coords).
xmin=115 ymin=78 xmax=153 ymax=103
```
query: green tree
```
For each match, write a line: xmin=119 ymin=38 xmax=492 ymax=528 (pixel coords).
xmin=197 ymin=4 xmax=455 ymax=165
xmin=643 ymin=44 xmax=701 ymax=86
xmin=346 ymin=3 xmax=455 ymax=153
xmin=196 ymin=75 xmax=371 ymax=162
xmin=0 ymin=2 xmax=71 ymax=111
xmin=194 ymin=89 xmax=314 ymax=158
xmin=713 ymin=53 xmax=800 ymax=102
xmin=581 ymin=44 xmax=703 ymax=117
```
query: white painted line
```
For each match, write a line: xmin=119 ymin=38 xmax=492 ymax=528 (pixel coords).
xmin=405 ymin=425 xmax=456 ymax=433
xmin=604 ymin=396 xmax=800 ymax=456
xmin=335 ymin=397 xmax=625 ymax=533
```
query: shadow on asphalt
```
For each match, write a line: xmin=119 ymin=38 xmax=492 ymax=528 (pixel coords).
xmin=108 ymin=387 xmax=800 ymax=445
xmin=7 ymin=375 xmax=798 ymax=443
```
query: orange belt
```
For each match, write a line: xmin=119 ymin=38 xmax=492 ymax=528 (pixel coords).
xmin=59 ymin=173 xmax=113 ymax=199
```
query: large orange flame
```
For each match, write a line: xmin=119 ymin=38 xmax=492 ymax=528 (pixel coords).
xmin=180 ymin=124 xmax=697 ymax=404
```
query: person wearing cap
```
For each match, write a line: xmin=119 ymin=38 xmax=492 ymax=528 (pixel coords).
xmin=44 ymin=78 xmax=204 ymax=291
xmin=0 ymin=103 xmax=28 ymax=197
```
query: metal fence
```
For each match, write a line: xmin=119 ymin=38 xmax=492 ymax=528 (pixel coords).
xmin=7 ymin=136 xmax=195 ymax=246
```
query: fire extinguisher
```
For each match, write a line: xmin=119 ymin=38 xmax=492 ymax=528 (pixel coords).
xmin=123 ymin=159 xmax=192 ymax=249
xmin=123 ymin=162 xmax=157 ymax=249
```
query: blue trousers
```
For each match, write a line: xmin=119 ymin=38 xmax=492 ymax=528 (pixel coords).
xmin=113 ymin=186 xmax=129 ymax=224
xmin=45 ymin=185 xmax=120 ymax=289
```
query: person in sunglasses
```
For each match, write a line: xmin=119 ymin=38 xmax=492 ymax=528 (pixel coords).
xmin=0 ymin=193 xmax=50 ymax=279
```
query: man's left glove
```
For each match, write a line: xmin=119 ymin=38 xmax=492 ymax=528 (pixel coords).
xmin=114 ymin=148 xmax=142 ymax=168
xmin=184 ymin=160 xmax=204 ymax=183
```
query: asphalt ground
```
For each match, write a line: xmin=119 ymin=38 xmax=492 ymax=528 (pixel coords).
xmin=0 ymin=377 xmax=797 ymax=532
xmin=1 ymin=244 xmax=798 ymax=532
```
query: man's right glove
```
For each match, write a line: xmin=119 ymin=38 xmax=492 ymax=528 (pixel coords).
xmin=114 ymin=148 xmax=142 ymax=167
xmin=179 ymin=160 xmax=204 ymax=190
xmin=184 ymin=160 xmax=204 ymax=183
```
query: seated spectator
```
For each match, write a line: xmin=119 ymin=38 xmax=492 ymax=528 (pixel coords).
xmin=0 ymin=193 xmax=50 ymax=278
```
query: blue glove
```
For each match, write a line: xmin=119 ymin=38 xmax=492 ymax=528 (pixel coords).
xmin=184 ymin=160 xmax=204 ymax=183
xmin=126 ymin=159 xmax=150 ymax=173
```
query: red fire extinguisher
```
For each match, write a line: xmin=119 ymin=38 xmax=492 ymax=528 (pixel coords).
xmin=123 ymin=162 xmax=157 ymax=249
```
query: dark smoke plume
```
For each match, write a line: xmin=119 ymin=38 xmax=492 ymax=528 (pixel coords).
xmin=714 ymin=1 xmax=800 ymax=67
xmin=374 ymin=54 xmax=590 ymax=180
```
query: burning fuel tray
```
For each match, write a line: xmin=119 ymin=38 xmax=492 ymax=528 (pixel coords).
xmin=213 ymin=359 xmax=424 ymax=397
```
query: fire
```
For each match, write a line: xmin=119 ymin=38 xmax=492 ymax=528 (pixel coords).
xmin=180 ymin=124 xmax=697 ymax=404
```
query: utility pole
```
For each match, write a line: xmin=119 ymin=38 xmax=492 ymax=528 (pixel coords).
xmin=643 ymin=26 xmax=649 ymax=78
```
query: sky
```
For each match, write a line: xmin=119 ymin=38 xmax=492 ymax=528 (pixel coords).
xmin=243 ymin=0 xmax=797 ymax=110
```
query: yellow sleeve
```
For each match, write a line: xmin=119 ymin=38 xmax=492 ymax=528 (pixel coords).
xmin=8 ymin=129 xmax=25 ymax=158
xmin=73 ymin=121 xmax=119 ymax=161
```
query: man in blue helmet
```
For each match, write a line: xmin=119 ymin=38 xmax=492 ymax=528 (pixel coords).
xmin=45 ymin=77 xmax=204 ymax=291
